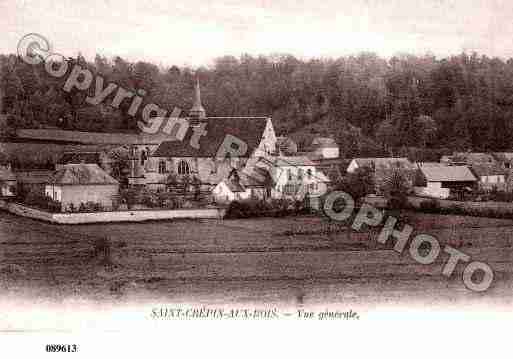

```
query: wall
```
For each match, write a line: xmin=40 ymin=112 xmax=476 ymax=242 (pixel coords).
xmin=0 ymin=200 xmax=226 ymax=224
xmin=414 ymin=183 xmax=450 ymax=199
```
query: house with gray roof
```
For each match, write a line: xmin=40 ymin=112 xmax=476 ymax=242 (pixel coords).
xmin=414 ymin=165 xmax=477 ymax=199
xmin=45 ymin=164 xmax=119 ymax=212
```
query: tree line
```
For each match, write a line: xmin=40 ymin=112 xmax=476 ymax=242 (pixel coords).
xmin=2 ymin=51 xmax=513 ymax=157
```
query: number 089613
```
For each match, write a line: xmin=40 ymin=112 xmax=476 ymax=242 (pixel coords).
xmin=45 ymin=344 xmax=78 ymax=353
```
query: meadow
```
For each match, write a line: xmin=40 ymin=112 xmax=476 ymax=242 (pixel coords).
xmin=0 ymin=210 xmax=511 ymax=308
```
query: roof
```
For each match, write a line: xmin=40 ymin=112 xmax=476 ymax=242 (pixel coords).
xmin=311 ymin=137 xmax=338 ymax=148
xmin=353 ymin=157 xmax=416 ymax=170
xmin=470 ymin=163 xmax=506 ymax=177
xmin=47 ymin=164 xmax=119 ymax=185
xmin=152 ymin=117 xmax=270 ymax=157
xmin=15 ymin=170 xmax=54 ymax=184
xmin=58 ymin=152 xmax=101 ymax=165
xmin=16 ymin=129 xmax=176 ymax=145
xmin=419 ymin=165 xmax=477 ymax=182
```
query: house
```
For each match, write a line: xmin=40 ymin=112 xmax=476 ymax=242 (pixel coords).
xmin=469 ymin=163 xmax=507 ymax=191
xmin=214 ymin=155 xmax=331 ymax=204
xmin=414 ymin=165 xmax=477 ymax=199
xmin=440 ymin=152 xmax=506 ymax=191
xmin=16 ymin=170 xmax=54 ymax=195
xmin=310 ymin=137 xmax=339 ymax=159
xmin=45 ymin=164 xmax=119 ymax=212
xmin=0 ymin=164 xmax=17 ymax=197
xmin=493 ymin=152 xmax=513 ymax=170
xmin=213 ymin=167 xmax=273 ymax=203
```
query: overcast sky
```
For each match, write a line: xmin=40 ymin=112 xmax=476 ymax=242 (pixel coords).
xmin=2 ymin=0 xmax=513 ymax=67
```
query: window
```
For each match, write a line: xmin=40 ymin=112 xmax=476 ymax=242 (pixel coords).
xmin=307 ymin=169 xmax=312 ymax=179
xmin=298 ymin=168 xmax=304 ymax=181
xmin=178 ymin=160 xmax=190 ymax=175
xmin=287 ymin=169 xmax=292 ymax=181
xmin=158 ymin=160 xmax=167 ymax=174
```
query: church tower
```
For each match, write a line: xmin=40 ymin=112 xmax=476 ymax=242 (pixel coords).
xmin=189 ymin=77 xmax=206 ymax=122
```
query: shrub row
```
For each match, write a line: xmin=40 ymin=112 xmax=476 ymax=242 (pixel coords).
xmin=417 ymin=199 xmax=513 ymax=219
xmin=225 ymin=199 xmax=310 ymax=219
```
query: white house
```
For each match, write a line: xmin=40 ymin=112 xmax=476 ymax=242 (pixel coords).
xmin=414 ymin=165 xmax=477 ymax=199
xmin=469 ymin=163 xmax=506 ymax=191
xmin=213 ymin=155 xmax=331 ymax=204
xmin=311 ymin=137 xmax=339 ymax=159
xmin=45 ymin=164 xmax=119 ymax=212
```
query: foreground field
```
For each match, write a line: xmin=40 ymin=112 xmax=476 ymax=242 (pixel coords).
xmin=0 ymin=210 xmax=512 ymax=309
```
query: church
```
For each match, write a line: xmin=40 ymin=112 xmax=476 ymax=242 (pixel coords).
xmin=135 ymin=80 xmax=330 ymax=202
xmin=13 ymin=80 xmax=332 ymax=205
xmin=131 ymin=79 xmax=278 ymax=192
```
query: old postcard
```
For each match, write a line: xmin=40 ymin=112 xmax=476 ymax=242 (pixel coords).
xmin=0 ymin=0 xmax=511 ymax=357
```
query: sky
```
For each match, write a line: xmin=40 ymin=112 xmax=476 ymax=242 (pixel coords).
xmin=2 ymin=0 xmax=513 ymax=67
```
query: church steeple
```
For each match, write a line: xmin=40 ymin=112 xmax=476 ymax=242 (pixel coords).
xmin=189 ymin=76 xmax=206 ymax=120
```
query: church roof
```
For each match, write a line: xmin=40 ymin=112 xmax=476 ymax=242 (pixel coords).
xmin=152 ymin=117 xmax=270 ymax=158
xmin=189 ymin=77 xmax=206 ymax=118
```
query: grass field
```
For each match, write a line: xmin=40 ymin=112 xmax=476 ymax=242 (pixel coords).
xmin=0 ymin=210 xmax=512 ymax=309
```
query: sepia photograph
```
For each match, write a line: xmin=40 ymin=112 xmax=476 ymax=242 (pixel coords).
xmin=0 ymin=0 xmax=511 ymax=356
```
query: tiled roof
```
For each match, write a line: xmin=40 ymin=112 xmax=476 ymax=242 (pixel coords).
xmin=420 ymin=165 xmax=477 ymax=182
xmin=48 ymin=164 xmax=118 ymax=185
xmin=152 ymin=117 xmax=269 ymax=157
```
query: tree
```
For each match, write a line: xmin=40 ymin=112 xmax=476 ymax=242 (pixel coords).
xmin=336 ymin=166 xmax=375 ymax=201
xmin=379 ymin=168 xmax=411 ymax=210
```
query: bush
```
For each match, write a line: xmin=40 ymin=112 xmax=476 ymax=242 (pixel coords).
xmin=225 ymin=198 xmax=308 ymax=219
xmin=419 ymin=199 xmax=441 ymax=213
